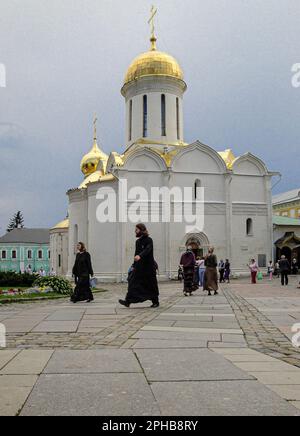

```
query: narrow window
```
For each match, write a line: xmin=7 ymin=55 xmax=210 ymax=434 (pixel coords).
xmin=48 ymin=250 xmax=51 ymax=259
xmin=38 ymin=250 xmax=43 ymax=260
xmin=194 ymin=179 xmax=201 ymax=200
xmin=58 ymin=254 xmax=61 ymax=268
xmin=129 ymin=100 xmax=133 ymax=141
xmin=143 ymin=95 xmax=148 ymax=138
xmin=247 ymin=218 xmax=253 ymax=236
xmin=176 ymin=98 xmax=180 ymax=140
xmin=12 ymin=250 xmax=17 ymax=259
xmin=27 ymin=250 xmax=32 ymax=259
xmin=161 ymin=94 xmax=166 ymax=136
xmin=1 ymin=250 xmax=6 ymax=259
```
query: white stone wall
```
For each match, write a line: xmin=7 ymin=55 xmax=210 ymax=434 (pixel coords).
xmin=50 ymin=229 xmax=68 ymax=276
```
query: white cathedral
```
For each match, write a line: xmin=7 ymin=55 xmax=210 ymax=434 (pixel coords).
xmin=50 ymin=22 xmax=275 ymax=282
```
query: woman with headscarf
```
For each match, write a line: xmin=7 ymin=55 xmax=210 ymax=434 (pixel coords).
xmin=71 ymin=242 xmax=94 ymax=303
xmin=180 ymin=247 xmax=196 ymax=296
xmin=203 ymin=247 xmax=219 ymax=296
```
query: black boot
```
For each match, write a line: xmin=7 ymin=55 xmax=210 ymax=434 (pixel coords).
xmin=119 ymin=299 xmax=130 ymax=308
xmin=151 ymin=302 xmax=160 ymax=308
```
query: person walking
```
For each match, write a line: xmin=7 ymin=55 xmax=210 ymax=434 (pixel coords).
xmin=71 ymin=242 xmax=94 ymax=303
xmin=119 ymin=224 xmax=159 ymax=308
xmin=180 ymin=247 xmax=196 ymax=296
xmin=267 ymin=261 xmax=274 ymax=281
xmin=224 ymin=259 xmax=231 ymax=283
xmin=197 ymin=256 xmax=206 ymax=288
xmin=292 ymin=258 xmax=298 ymax=275
xmin=203 ymin=247 xmax=219 ymax=296
xmin=218 ymin=259 xmax=225 ymax=283
xmin=248 ymin=259 xmax=259 ymax=284
xmin=279 ymin=255 xmax=290 ymax=286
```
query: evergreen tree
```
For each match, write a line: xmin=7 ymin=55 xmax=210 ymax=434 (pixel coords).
xmin=7 ymin=211 xmax=24 ymax=232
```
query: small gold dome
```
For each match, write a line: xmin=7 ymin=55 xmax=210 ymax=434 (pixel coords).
xmin=124 ymin=38 xmax=184 ymax=86
xmin=80 ymin=141 xmax=108 ymax=177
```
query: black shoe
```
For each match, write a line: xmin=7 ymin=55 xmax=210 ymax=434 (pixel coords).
xmin=86 ymin=299 xmax=93 ymax=303
xmin=151 ymin=303 xmax=160 ymax=308
xmin=208 ymin=292 xmax=212 ymax=296
xmin=119 ymin=299 xmax=130 ymax=308
xmin=214 ymin=291 xmax=219 ymax=296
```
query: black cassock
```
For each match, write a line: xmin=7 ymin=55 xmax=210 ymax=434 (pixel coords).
xmin=71 ymin=252 xmax=94 ymax=302
xmin=126 ymin=235 xmax=159 ymax=304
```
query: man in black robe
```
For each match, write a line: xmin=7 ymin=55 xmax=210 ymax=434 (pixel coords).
xmin=119 ymin=224 xmax=160 ymax=308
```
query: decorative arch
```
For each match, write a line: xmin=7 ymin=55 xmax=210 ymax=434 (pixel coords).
xmin=232 ymin=153 xmax=269 ymax=176
xmin=171 ymin=141 xmax=228 ymax=173
xmin=122 ymin=147 xmax=167 ymax=172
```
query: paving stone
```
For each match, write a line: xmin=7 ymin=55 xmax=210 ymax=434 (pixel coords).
xmin=266 ymin=385 xmax=300 ymax=401
xmin=46 ymin=311 xmax=84 ymax=321
xmin=142 ymin=325 xmax=243 ymax=335
xmin=150 ymin=380 xmax=299 ymax=416
xmin=135 ymin=348 xmax=254 ymax=382
xmin=0 ymin=350 xmax=54 ymax=375
xmin=32 ymin=321 xmax=80 ymax=333
xmin=251 ymin=372 xmax=300 ymax=385
xmin=21 ymin=373 xmax=160 ymax=416
xmin=132 ymin=339 xmax=207 ymax=349
xmin=132 ymin=330 xmax=221 ymax=341
xmin=0 ymin=350 xmax=20 ymax=370
xmin=208 ymin=342 xmax=248 ymax=348
xmin=44 ymin=349 xmax=141 ymax=374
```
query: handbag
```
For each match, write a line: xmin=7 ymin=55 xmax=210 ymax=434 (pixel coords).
xmin=257 ymin=272 xmax=263 ymax=281
xmin=90 ymin=277 xmax=97 ymax=289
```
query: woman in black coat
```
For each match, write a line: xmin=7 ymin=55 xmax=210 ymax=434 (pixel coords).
xmin=119 ymin=224 xmax=159 ymax=308
xmin=71 ymin=242 xmax=94 ymax=303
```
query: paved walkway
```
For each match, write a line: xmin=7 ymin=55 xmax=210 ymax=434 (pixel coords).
xmin=0 ymin=279 xmax=300 ymax=416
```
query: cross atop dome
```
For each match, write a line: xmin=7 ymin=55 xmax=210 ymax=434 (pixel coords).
xmin=148 ymin=5 xmax=158 ymax=51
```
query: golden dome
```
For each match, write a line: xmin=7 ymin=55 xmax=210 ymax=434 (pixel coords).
xmin=124 ymin=37 xmax=184 ymax=86
xmin=80 ymin=140 xmax=108 ymax=177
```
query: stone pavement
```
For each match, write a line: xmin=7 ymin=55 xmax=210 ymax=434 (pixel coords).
xmin=0 ymin=280 xmax=300 ymax=416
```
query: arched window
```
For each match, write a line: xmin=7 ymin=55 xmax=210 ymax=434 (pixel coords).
xmin=161 ymin=94 xmax=166 ymax=136
xmin=27 ymin=250 xmax=32 ymax=260
xmin=129 ymin=100 xmax=133 ymax=141
xmin=194 ymin=179 xmax=202 ymax=200
xmin=176 ymin=98 xmax=180 ymax=140
xmin=12 ymin=250 xmax=17 ymax=259
xmin=143 ymin=95 xmax=148 ymax=138
xmin=247 ymin=218 xmax=253 ymax=236
xmin=38 ymin=250 xmax=43 ymax=259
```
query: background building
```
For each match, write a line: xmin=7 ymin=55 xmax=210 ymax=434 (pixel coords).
xmin=273 ymin=215 xmax=300 ymax=265
xmin=0 ymin=228 xmax=50 ymax=273
xmin=273 ymin=189 xmax=300 ymax=219
xmin=50 ymin=219 xmax=69 ymax=276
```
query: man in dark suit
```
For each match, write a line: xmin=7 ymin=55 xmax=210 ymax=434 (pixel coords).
xmin=279 ymin=255 xmax=290 ymax=286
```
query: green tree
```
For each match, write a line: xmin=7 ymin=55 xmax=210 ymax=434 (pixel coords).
xmin=7 ymin=211 xmax=24 ymax=233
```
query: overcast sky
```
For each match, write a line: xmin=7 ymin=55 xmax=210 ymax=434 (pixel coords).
xmin=0 ymin=0 xmax=299 ymax=235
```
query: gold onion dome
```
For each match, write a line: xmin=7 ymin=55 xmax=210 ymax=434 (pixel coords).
xmin=124 ymin=36 xmax=184 ymax=86
xmin=80 ymin=117 xmax=108 ymax=177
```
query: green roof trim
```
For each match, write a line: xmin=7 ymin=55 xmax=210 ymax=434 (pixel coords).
xmin=273 ymin=216 xmax=300 ymax=226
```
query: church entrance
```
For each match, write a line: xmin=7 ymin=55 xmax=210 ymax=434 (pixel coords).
xmin=186 ymin=235 xmax=207 ymax=259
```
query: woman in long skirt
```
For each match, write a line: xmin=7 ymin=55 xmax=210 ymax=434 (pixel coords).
xmin=71 ymin=242 xmax=94 ymax=303
xmin=203 ymin=247 xmax=219 ymax=296
xmin=180 ymin=248 xmax=196 ymax=296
